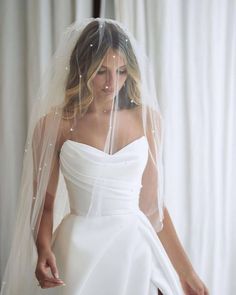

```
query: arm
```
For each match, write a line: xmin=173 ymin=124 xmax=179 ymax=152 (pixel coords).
xmin=31 ymin=114 xmax=61 ymax=253
xmin=35 ymin=155 xmax=60 ymax=254
xmin=34 ymin=155 xmax=66 ymax=288
xmin=139 ymin=108 xmax=209 ymax=294
xmin=32 ymin=114 xmax=65 ymax=288
xmin=157 ymin=206 xmax=193 ymax=277
xmin=158 ymin=207 xmax=209 ymax=295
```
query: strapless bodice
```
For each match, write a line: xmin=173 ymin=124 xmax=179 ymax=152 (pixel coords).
xmin=52 ymin=136 xmax=183 ymax=295
xmin=59 ymin=136 xmax=149 ymax=216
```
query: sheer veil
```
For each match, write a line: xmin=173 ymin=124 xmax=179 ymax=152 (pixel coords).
xmin=0 ymin=18 xmax=165 ymax=294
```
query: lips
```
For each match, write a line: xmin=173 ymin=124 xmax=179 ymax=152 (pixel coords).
xmin=103 ymin=89 xmax=114 ymax=94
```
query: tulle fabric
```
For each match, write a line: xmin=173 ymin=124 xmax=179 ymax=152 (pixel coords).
xmin=0 ymin=18 xmax=165 ymax=294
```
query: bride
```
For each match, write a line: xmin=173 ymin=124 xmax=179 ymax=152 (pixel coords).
xmin=1 ymin=18 xmax=209 ymax=295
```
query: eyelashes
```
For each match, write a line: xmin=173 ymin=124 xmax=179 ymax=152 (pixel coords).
xmin=118 ymin=70 xmax=127 ymax=75
xmin=96 ymin=69 xmax=127 ymax=75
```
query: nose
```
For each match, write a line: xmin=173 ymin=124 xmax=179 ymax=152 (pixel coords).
xmin=105 ymin=71 xmax=116 ymax=90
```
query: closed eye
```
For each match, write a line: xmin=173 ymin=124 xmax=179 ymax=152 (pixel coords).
xmin=117 ymin=69 xmax=127 ymax=75
xmin=96 ymin=67 xmax=127 ymax=75
xmin=97 ymin=69 xmax=106 ymax=75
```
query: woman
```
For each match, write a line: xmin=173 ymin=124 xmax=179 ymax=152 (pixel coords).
xmin=0 ymin=18 xmax=209 ymax=295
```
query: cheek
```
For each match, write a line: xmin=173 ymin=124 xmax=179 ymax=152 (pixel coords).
xmin=91 ymin=76 xmax=104 ymax=90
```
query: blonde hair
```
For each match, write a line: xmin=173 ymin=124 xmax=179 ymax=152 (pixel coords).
xmin=62 ymin=20 xmax=141 ymax=119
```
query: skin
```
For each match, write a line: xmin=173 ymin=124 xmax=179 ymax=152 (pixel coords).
xmin=89 ymin=47 xmax=128 ymax=114
xmin=35 ymin=48 xmax=128 ymax=289
xmin=35 ymin=48 xmax=209 ymax=294
xmin=157 ymin=208 xmax=209 ymax=295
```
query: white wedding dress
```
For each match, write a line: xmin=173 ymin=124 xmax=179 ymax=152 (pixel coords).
xmin=45 ymin=136 xmax=183 ymax=295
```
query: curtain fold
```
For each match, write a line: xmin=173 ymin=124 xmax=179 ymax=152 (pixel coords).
xmin=103 ymin=0 xmax=236 ymax=294
xmin=1 ymin=1 xmax=236 ymax=293
xmin=0 ymin=0 xmax=93 ymax=281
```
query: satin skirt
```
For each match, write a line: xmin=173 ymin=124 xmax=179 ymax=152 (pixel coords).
xmin=44 ymin=210 xmax=183 ymax=295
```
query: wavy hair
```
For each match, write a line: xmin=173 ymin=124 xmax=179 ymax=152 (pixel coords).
xmin=62 ymin=20 xmax=141 ymax=119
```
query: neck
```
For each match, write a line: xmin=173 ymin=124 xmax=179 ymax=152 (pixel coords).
xmin=87 ymin=97 xmax=114 ymax=114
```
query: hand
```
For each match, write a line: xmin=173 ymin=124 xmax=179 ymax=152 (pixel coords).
xmin=35 ymin=248 xmax=66 ymax=289
xmin=179 ymin=269 xmax=209 ymax=295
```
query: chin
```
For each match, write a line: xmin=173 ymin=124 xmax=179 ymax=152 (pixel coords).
xmin=106 ymin=93 xmax=115 ymax=98
xmin=101 ymin=92 xmax=116 ymax=99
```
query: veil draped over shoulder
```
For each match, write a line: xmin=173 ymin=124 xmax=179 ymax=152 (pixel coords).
xmin=0 ymin=18 xmax=165 ymax=294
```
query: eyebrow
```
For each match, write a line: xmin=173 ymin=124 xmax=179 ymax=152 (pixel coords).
xmin=100 ymin=65 xmax=127 ymax=69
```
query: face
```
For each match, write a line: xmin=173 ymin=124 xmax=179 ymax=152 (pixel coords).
xmin=91 ymin=48 xmax=127 ymax=101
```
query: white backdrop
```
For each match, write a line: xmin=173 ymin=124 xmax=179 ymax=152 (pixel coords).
xmin=0 ymin=0 xmax=93 ymax=281
xmin=1 ymin=0 xmax=236 ymax=294
xmin=101 ymin=0 xmax=236 ymax=294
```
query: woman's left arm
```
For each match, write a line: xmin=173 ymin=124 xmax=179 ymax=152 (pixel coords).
xmin=157 ymin=207 xmax=209 ymax=295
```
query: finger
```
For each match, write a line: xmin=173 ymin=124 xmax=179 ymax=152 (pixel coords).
xmin=198 ymin=287 xmax=205 ymax=295
xmin=38 ymin=276 xmax=64 ymax=285
xmin=41 ymin=273 xmax=65 ymax=284
xmin=37 ymin=264 xmax=64 ymax=284
xmin=48 ymin=257 xmax=60 ymax=279
xmin=40 ymin=280 xmax=66 ymax=289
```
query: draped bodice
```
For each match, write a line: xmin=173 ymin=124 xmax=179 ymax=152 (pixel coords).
xmin=59 ymin=136 xmax=149 ymax=216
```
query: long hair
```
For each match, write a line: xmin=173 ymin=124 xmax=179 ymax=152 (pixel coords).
xmin=62 ymin=20 xmax=142 ymax=119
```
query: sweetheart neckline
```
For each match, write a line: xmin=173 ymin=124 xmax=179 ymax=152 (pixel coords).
xmin=60 ymin=135 xmax=147 ymax=157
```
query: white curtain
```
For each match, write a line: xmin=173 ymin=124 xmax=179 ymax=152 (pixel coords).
xmin=0 ymin=0 xmax=93 ymax=281
xmin=101 ymin=0 xmax=236 ymax=294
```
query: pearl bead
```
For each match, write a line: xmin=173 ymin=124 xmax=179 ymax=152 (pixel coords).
xmin=49 ymin=143 xmax=53 ymax=146
xmin=24 ymin=149 xmax=28 ymax=153
xmin=125 ymin=39 xmax=128 ymax=42
xmin=105 ymin=86 xmax=109 ymax=89
xmin=90 ymin=43 xmax=93 ymax=47
xmin=112 ymin=55 xmax=116 ymax=58
xmin=38 ymin=167 xmax=42 ymax=171
xmin=70 ymin=128 xmax=74 ymax=132
xmin=79 ymin=74 xmax=82 ymax=78
xmin=33 ymin=197 xmax=36 ymax=200
xmin=65 ymin=66 xmax=68 ymax=70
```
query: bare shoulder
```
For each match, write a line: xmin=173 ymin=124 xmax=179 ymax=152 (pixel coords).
xmin=129 ymin=104 xmax=160 ymax=122
xmin=33 ymin=110 xmax=72 ymax=154
xmin=56 ymin=117 xmax=72 ymax=151
xmin=130 ymin=104 xmax=143 ymax=121
xmin=130 ymin=104 xmax=163 ymax=135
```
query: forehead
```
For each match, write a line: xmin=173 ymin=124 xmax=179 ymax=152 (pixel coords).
xmin=101 ymin=48 xmax=126 ymax=67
